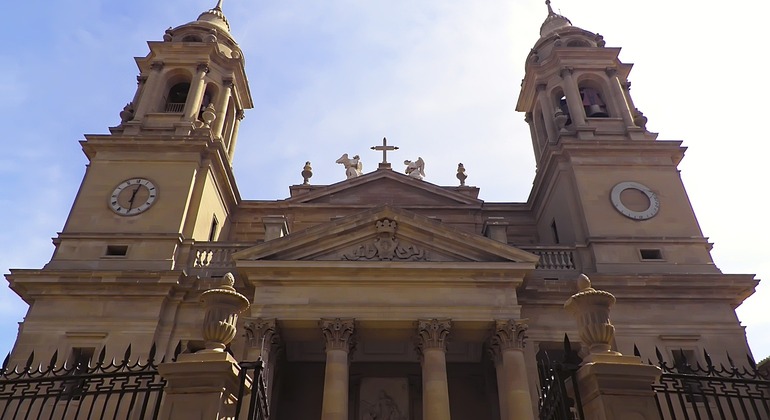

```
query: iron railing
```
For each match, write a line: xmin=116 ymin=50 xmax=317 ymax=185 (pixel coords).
xmin=636 ymin=346 xmax=770 ymax=420
xmin=537 ymin=335 xmax=584 ymax=420
xmin=235 ymin=359 xmax=270 ymax=420
xmin=0 ymin=344 xmax=167 ymax=420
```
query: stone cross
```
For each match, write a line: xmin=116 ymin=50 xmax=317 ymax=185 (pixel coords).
xmin=370 ymin=137 xmax=399 ymax=169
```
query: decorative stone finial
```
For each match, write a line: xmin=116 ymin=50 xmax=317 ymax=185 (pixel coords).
xmin=564 ymin=274 xmax=620 ymax=357
xmin=456 ymin=163 xmax=467 ymax=186
xmin=199 ymin=272 xmax=250 ymax=353
xmin=119 ymin=103 xmax=135 ymax=124
xmin=540 ymin=0 xmax=572 ymax=37
xmin=404 ymin=157 xmax=425 ymax=180
xmin=301 ymin=161 xmax=313 ymax=185
xmin=197 ymin=0 xmax=230 ymax=32
xmin=335 ymin=153 xmax=363 ymax=179
xmin=201 ymin=103 xmax=216 ymax=127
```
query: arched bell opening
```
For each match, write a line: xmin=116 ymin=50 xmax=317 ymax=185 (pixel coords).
xmin=577 ymin=77 xmax=610 ymax=118
xmin=161 ymin=70 xmax=194 ymax=113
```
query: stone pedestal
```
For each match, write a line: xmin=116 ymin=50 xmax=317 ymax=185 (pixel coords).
xmin=571 ymin=355 xmax=661 ymax=420
xmin=157 ymin=352 xmax=247 ymax=420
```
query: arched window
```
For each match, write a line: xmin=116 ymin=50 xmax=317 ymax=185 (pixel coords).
xmin=181 ymin=35 xmax=203 ymax=42
xmin=577 ymin=80 xmax=610 ymax=118
xmin=566 ymin=39 xmax=591 ymax=47
xmin=165 ymin=83 xmax=190 ymax=113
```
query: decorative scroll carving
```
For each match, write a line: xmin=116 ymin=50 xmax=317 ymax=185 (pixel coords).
xmin=342 ymin=219 xmax=428 ymax=261
xmin=417 ymin=319 xmax=451 ymax=352
xmin=320 ymin=318 xmax=355 ymax=352
xmin=490 ymin=320 xmax=528 ymax=355
xmin=243 ymin=318 xmax=280 ymax=354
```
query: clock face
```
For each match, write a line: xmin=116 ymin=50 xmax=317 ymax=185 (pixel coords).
xmin=109 ymin=178 xmax=157 ymax=216
xmin=610 ymin=181 xmax=660 ymax=220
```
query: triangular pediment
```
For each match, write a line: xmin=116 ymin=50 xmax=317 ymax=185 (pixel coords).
xmin=232 ymin=206 xmax=539 ymax=264
xmin=286 ymin=170 xmax=482 ymax=206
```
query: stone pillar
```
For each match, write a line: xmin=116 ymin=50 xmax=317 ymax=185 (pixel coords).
xmin=489 ymin=320 xmax=535 ymax=420
xmin=417 ymin=319 xmax=452 ymax=420
xmin=604 ymin=67 xmax=636 ymax=128
xmin=183 ymin=63 xmax=210 ymax=121
xmin=243 ymin=318 xmax=280 ymax=400
xmin=133 ymin=61 xmax=165 ymax=119
xmin=535 ymin=84 xmax=558 ymax=142
xmin=320 ymin=318 xmax=355 ymax=420
xmin=559 ymin=67 xmax=586 ymax=127
xmin=158 ymin=352 xmax=246 ymax=420
xmin=212 ymin=78 xmax=233 ymax=139
xmin=157 ymin=272 xmax=251 ymax=420
xmin=564 ymin=274 xmax=661 ymax=420
xmin=227 ymin=110 xmax=245 ymax=162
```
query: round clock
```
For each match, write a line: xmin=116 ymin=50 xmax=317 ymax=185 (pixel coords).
xmin=109 ymin=178 xmax=157 ymax=216
xmin=610 ymin=181 xmax=660 ymax=220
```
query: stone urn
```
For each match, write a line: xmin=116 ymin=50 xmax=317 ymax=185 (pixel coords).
xmin=199 ymin=272 xmax=250 ymax=353
xmin=201 ymin=103 xmax=217 ymax=127
xmin=564 ymin=274 xmax=620 ymax=356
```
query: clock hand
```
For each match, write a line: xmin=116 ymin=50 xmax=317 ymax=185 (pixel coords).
xmin=127 ymin=185 xmax=141 ymax=210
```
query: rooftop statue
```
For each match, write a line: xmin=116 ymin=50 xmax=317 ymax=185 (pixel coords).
xmin=404 ymin=157 xmax=425 ymax=180
xmin=336 ymin=153 xmax=363 ymax=179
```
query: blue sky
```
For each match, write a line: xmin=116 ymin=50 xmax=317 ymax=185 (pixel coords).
xmin=2 ymin=0 xmax=768 ymax=361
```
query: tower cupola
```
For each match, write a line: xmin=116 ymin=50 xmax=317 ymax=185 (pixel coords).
xmin=110 ymin=0 xmax=252 ymax=164
xmin=517 ymin=1 xmax=655 ymax=164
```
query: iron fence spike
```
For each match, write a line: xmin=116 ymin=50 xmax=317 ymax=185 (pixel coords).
xmin=149 ymin=342 xmax=157 ymax=363
xmin=123 ymin=344 xmax=132 ymax=365
xmin=98 ymin=345 xmax=106 ymax=366
xmin=1 ymin=352 xmax=9 ymax=373
xmin=48 ymin=349 xmax=58 ymax=370
xmin=655 ymin=346 xmax=664 ymax=365
xmin=633 ymin=344 xmax=641 ymax=357
xmin=24 ymin=351 xmax=35 ymax=370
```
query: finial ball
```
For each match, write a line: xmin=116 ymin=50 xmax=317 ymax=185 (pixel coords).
xmin=577 ymin=273 xmax=591 ymax=291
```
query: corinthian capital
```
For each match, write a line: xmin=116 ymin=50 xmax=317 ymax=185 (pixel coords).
xmin=417 ymin=319 xmax=451 ymax=352
xmin=320 ymin=318 xmax=355 ymax=352
xmin=491 ymin=319 xmax=528 ymax=351
xmin=243 ymin=318 xmax=279 ymax=351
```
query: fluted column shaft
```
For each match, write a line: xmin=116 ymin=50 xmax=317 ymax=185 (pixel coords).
xmin=535 ymin=84 xmax=558 ymax=143
xmin=560 ymin=67 xmax=586 ymax=126
xmin=605 ymin=67 xmax=636 ymax=127
xmin=320 ymin=318 xmax=354 ymax=420
xmin=490 ymin=320 xmax=534 ymax=420
xmin=183 ymin=64 xmax=209 ymax=121
xmin=418 ymin=319 xmax=452 ymax=420
xmin=212 ymin=79 xmax=233 ymax=138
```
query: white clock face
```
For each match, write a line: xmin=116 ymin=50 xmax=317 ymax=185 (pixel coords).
xmin=109 ymin=178 xmax=157 ymax=216
xmin=610 ymin=181 xmax=659 ymax=220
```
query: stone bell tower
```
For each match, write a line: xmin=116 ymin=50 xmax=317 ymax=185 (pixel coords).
xmin=518 ymin=2 xmax=718 ymax=275
xmin=6 ymin=1 xmax=252 ymax=360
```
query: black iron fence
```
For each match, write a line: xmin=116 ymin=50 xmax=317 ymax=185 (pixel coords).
xmin=0 ymin=344 xmax=270 ymax=420
xmin=537 ymin=335 xmax=585 ymax=420
xmin=0 ymin=344 xmax=167 ymax=420
xmin=235 ymin=360 xmax=270 ymax=420
xmin=637 ymin=346 xmax=770 ymax=420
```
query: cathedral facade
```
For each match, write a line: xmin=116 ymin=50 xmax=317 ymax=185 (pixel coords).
xmin=4 ymin=2 xmax=759 ymax=419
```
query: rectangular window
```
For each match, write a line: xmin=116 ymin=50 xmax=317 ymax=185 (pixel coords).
xmin=639 ymin=249 xmax=663 ymax=260
xmin=551 ymin=219 xmax=560 ymax=244
xmin=208 ymin=215 xmax=219 ymax=242
xmin=105 ymin=245 xmax=128 ymax=257
xmin=63 ymin=347 xmax=95 ymax=399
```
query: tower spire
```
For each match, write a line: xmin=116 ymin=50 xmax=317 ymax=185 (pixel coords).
xmin=539 ymin=0 xmax=572 ymax=37
xmin=197 ymin=0 xmax=230 ymax=32
xmin=214 ymin=0 xmax=224 ymax=10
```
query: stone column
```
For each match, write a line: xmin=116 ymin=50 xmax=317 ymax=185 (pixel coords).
xmin=559 ymin=67 xmax=586 ymax=127
xmin=604 ymin=67 xmax=636 ymax=127
xmin=564 ymin=274 xmax=661 ymax=420
xmin=133 ymin=61 xmax=164 ymax=119
xmin=320 ymin=318 xmax=355 ymax=420
xmin=535 ymin=84 xmax=558 ymax=143
xmin=212 ymin=78 xmax=233 ymax=139
xmin=243 ymin=318 xmax=280 ymax=400
xmin=227 ymin=110 xmax=245 ymax=162
xmin=489 ymin=320 xmax=534 ymax=420
xmin=183 ymin=63 xmax=210 ymax=121
xmin=417 ymin=319 xmax=452 ymax=420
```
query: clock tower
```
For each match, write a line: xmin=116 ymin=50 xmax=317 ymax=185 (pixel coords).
xmin=7 ymin=2 xmax=252 ymax=358
xmin=518 ymin=3 xmax=718 ymax=275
